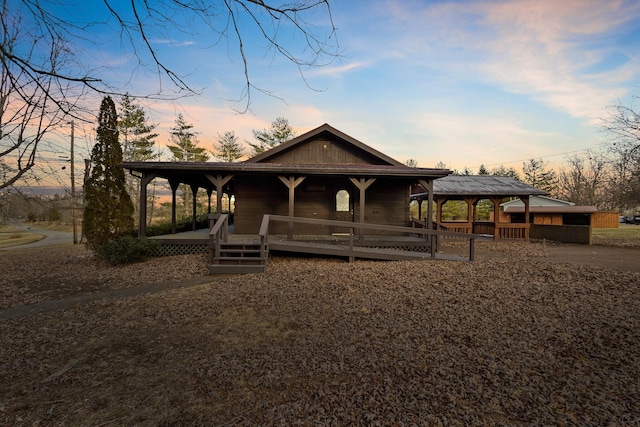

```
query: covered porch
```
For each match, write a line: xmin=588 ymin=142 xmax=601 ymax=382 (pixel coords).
xmin=411 ymin=175 xmax=547 ymax=240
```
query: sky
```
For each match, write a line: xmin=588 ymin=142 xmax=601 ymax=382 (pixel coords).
xmin=13 ymin=0 xmax=640 ymax=192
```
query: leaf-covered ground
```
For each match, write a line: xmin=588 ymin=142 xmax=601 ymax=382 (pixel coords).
xmin=1 ymin=242 xmax=639 ymax=426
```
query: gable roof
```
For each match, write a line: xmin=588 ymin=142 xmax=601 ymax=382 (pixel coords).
xmin=412 ymin=175 xmax=548 ymax=198
xmin=501 ymin=195 xmax=575 ymax=208
xmin=245 ymin=123 xmax=405 ymax=166
xmin=433 ymin=175 xmax=547 ymax=197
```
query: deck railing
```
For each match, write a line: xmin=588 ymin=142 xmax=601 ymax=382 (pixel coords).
xmin=260 ymin=215 xmax=479 ymax=261
xmin=208 ymin=214 xmax=229 ymax=263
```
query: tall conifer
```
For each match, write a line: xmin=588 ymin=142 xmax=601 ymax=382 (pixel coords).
xmin=83 ymin=97 xmax=134 ymax=249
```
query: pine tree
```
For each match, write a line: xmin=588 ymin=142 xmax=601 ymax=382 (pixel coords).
xmin=83 ymin=97 xmax=135 ymax=249
xmin=248 ymin=117 xmax=296 ymax=155
xmin=167 ymin=114 xmax=209 ymax=162
xmin=166 ymin=114 xmax=208 ymax=215
xmin=118 ymin=94 xmax=159 ymax=162
xmin=118 ymin=94 xmax=159 ymax=224
xmin=522 ymin=158 xmax=558 ymax=194
xmin=213 ymin=131 xmax=244 ymax=162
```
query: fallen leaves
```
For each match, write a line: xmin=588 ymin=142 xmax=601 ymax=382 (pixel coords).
xmin=0 ymin=242 xmax=639 ymax=425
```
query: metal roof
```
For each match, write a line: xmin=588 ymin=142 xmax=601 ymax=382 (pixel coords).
xmin=421 ymin=175 xmax=548 ymax=197
xmin=504 ymin=205 xmax=598 ymax=214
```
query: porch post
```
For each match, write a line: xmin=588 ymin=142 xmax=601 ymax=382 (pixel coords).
xmin=169 ymin=179 xmax=180 ymax=234
xmin=418 ymin=179 xmax=433 ymax=230
xmin=436 ymin=197 xmax=444 ymax=225
xmin=464 ymin=197 xmax=475 ymax=234
xmin=138 ymin=173 xmax=156 ymax=237
xmin=205 ymin=174 xmax=233 ymax=214
xmin=349 ymin=178 xmax=375 ymax=241
xmin=491 ymin=197 xmax=503 ymax=241
xmin=278 ymin=176 xmax=306 ymax=239
xmin=190 ymin=184 xmax=199 ymax=231
xmin=206 ymin=188 xmax=213 ymax=214
xmin=523 ymin=195 xmax=531 ymax=240
xmin=427 ymin=180 xmax=434 ymax=230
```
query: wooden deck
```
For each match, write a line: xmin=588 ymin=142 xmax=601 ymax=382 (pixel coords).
xmin=154 ymin=214 xmax=479 ymax=273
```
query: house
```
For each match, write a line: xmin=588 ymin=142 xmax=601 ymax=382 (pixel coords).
xmin=123 ymin=123 xmax=456 ymax=243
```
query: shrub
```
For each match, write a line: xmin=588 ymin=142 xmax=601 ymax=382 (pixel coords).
xmin=96 ymin=236 xmax=160 ymax=265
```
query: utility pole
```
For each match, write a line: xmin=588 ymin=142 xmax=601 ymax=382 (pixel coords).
xmin=69 ymin=120 xmax=78 ymax=244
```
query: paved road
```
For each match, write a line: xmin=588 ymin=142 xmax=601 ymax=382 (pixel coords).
xmin=0 ymin=222 xmax=75 ymax=251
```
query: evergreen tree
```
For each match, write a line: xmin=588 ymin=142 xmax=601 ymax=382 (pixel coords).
xmin=167 ymin=114 xmax=209 ymax=162
xmin=248 ymin=117 xmax=296 ymax=155
xmin=478 ymin=164 xmax=489 ymax=175
xmin=118 ymin=94 xmax=159 ymax=162
xmin=522 ymin=158 xmax=558 ymax=194
xmin=405 ymin=159 xmax=418 ymax=167
xmin=490 ymin=165 xmax=521 ymax=181
xmin=118 ymin=94 xmax=159 ymax=223
xmin=213 ymin=131 xmax=244 ymax=162
xmin=83 ymin=97 xmax=135 ymax=249
xmin=167 ymin=114 xmax=208 ymax=215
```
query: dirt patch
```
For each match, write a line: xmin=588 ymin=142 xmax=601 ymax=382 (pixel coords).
xmin=1 ymin=242 xmax=639 ymax=425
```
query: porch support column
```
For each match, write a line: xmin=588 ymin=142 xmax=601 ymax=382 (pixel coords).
xmin=464 ymin=197 xmax=476 ymax=234
xmin=278 ymin=176 xmax=306 ymax=239
xmin=169 ymin=179 xmax=180 ymax=234
xmin=491 ymin=197 xmax=503 ymax=241
xmin=190 ymin=184 xmax=199 ymax=231
xmin=418 ymin=179 xmax=433 ymax=230
xmin=206 ymin=174 xmax=233 ymax=214
xmin=522 ymin=195 xmax=531 ymax=240
xmin=138 ymin=172 xmax=156 ymax=237
xmin=350 ymin=177 xmax=375 ymax=241
xmin=436 ymin=197 xmax=445 ymax=225
xmin=206 ymin=188 xmax=213 ymax=214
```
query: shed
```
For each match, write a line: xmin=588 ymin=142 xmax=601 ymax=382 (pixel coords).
xmin=501 ymin=195 xmax=618 ymax=228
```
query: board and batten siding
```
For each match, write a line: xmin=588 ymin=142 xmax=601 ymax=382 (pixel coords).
xmin=259 ymin=137 xmax=390 ymax=165
xmin=233 ymin=175 xmax=411 ymax=234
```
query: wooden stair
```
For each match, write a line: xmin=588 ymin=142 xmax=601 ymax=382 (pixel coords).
xmin=209 ymin=242 xmax=267 ymax=274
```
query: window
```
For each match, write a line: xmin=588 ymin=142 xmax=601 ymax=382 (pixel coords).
xmin=336 ymin=190 xmax=350 ymax=212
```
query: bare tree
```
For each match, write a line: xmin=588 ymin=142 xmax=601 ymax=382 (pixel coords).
xmin=601 ymin=96 xmax=640 ymax=209
xmin=1 ymin=0 xmax=339 ymax=188
xmin=558 ymin=151 xmax=610 ymax=209
xmin=0 ymin=3 xmax=76 ymax=190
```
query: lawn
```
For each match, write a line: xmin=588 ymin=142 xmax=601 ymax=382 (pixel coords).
xmin=592 ymin=224 xmax=640 ymax=248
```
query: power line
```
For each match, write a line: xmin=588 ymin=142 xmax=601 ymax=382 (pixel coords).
xmin=478 ymin=143 xmax=609 ymax=169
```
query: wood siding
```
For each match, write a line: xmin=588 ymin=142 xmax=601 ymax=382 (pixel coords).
xmin=260 ymin=136 xmax=390 ymax=165
xmin=234 ymin=175 xmax=411 ymax=234
xmin=592 ymin=211 xmax=620 ymax=229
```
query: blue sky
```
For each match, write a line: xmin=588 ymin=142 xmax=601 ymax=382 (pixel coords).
xmin=32 ymin=0 xmax=640 ymax=177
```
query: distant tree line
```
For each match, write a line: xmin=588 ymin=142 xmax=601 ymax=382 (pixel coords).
xmin=423 ymin=96 xmax=640 ymax=212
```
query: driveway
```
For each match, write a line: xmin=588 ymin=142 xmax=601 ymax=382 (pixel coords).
xmin=0 ymin=222 xmax=74 ymax=250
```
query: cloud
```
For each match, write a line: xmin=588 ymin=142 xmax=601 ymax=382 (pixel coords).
xmin=377 ymin=0 xmax=640 ymax=121
xmin=311 ymin=61 xmax=370 ymax=77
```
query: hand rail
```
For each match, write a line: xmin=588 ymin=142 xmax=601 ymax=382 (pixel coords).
xmin=259 ymin=214 xmax=479 ymax=261
xmin=208 ymin=214 xmax=229 ymax=263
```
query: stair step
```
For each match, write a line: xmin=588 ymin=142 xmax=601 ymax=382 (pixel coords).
xmin=218 ymin=249 xmax=262 ymax=255
xmin=214 ymin=256 xmax=266 ymax=264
